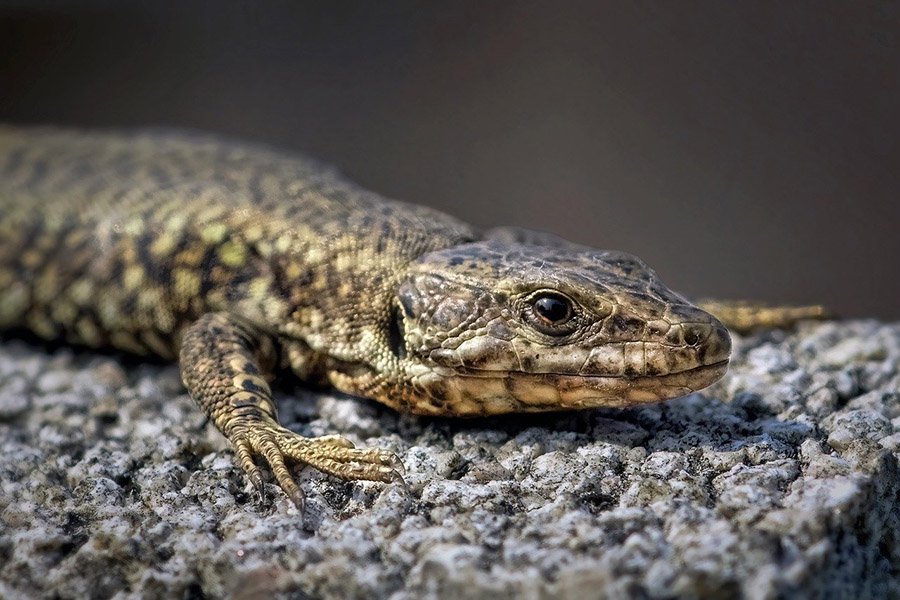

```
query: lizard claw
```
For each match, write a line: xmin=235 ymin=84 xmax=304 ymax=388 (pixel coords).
xmin=388 ymin=453 xmax=406 ymax=476
xmin=252 ymin=480 xmax=268 ymax=507
xmin=389 ymin=468 xmax=407 ymax=488
xmin=285 ymin=486 xmax=304 ymax=510
xmin=227 ymin=417 xmax=404 ymax=506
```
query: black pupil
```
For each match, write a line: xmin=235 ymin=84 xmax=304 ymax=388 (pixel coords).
xmin=534 ymin=295 xmax=571 ymax=323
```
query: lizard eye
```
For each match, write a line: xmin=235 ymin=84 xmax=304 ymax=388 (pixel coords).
xmin=527 ymin=291 xmax=576 ymax=334
xmin=533 ymin=294 xmax=572 ymax=324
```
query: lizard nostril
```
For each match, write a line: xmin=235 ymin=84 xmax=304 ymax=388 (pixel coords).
xmin=683 ymin=325 xmax=705 ymax=347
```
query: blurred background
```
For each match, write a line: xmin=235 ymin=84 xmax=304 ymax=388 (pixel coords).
xmin=1 ymin=2 xmax=897 ymax=319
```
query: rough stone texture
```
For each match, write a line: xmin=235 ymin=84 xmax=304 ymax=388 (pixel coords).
xmin=0 ymin=320 xmax=898 ymax=600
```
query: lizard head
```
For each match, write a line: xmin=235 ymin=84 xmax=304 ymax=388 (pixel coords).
xmin=389 ymin=240 xmax=731 ymax=416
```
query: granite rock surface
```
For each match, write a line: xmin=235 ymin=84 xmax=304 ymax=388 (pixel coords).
xmin=0 ymin=320 xmax=898 ymax=599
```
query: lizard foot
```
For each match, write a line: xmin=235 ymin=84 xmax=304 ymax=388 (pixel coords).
xmin=229 ymin=418 xmax=404 ymax=509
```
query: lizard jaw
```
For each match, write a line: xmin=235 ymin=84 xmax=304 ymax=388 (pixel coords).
xmin=403 ymin=359 xmax=729 ymax=417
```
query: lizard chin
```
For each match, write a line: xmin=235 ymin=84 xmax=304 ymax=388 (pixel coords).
xmin=405 ymin=360 xmax=729 ymax=417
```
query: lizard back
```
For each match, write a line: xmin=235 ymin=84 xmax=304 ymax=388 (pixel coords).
xmin=0 ymin=125 xmax=476 ymax=359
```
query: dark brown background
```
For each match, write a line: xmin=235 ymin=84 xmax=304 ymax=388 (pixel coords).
xmin=2 ymin=2 xmax=898 ymax=318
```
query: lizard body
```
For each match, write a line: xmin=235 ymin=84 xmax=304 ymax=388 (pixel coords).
xmin=0 ymin=126 xmax=816 ymax=507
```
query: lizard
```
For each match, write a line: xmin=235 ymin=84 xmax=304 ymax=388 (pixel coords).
xmin=0 ymin=125 xmax=826 ymax=508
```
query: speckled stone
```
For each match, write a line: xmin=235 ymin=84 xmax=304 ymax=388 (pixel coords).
xmin=0 ymin=320 xmax=898 ymax=599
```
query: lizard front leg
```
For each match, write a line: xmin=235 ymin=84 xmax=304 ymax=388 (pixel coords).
xmin=179 ymin=312 xmax=401 ymax=509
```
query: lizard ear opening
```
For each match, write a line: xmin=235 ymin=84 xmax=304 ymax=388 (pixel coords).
xmin=387 ymin=303 xmax=407 ymax=360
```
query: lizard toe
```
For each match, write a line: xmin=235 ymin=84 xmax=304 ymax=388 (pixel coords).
xmin=230 ymin=418 xmax=401 ymax=503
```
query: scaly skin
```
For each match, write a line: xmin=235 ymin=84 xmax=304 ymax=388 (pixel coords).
xmin=0 ymin=125 xmax=824 ymax=508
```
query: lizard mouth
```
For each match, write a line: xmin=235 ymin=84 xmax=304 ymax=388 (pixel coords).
xmin=508 ymin=359 xmax=731 ymax=409
xmin=415 ymin=359 xmax=730 ymax=416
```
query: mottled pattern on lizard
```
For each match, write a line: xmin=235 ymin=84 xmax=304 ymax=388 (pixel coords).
xmin=0 ymin=125 xmax=824 ymax=507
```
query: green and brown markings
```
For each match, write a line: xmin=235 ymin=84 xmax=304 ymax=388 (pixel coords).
xmin=0 ymin=125 xmax=827 ymax=508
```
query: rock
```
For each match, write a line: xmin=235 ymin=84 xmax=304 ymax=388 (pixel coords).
xmin=0 ymin=320 xmax=898 ymax=599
